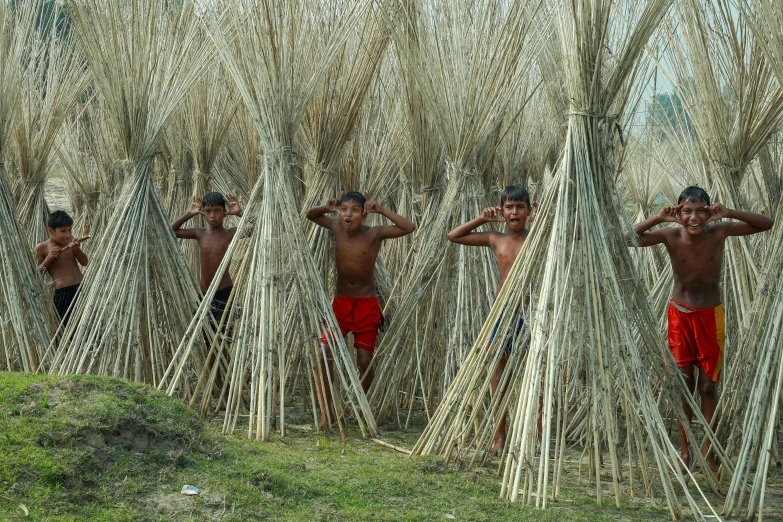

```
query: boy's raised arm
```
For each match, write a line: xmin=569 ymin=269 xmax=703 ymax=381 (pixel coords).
xmin=306 ymin=198 xmax=340 ymax=230
xmin=447 ymin=207 xmax=503 ymax=247
xmin=626 ymin=205 xmax=679 ymax=247
xmin=366 ymin=200 xmax=416 ymax=239
xmin=708 ymin=203 xmax=774 ymax=237
xmin=225 ymin=194 xmax=243 ymax=218
xmin=172 ymin=197 xmax=204 ymax=239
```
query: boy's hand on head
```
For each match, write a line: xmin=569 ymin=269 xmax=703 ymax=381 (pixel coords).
xmin=189 ymin=196 xmax=203 ymax=215
xmin=529 ymin=201 xmax=539 ymax=223
xmin=707 ymin=203 xmax=729 ymax=223
xmin=365 ymin=200 xmax=382 ymax=214
xmin=657 ymin=205 xmax=681 ymax=223
xmin=325 ymin=197 xmax=341 ymax=213
xmin=225 ymin=194 xmax=241 ymax=216
xmin=480 ymin=207 xmax=504 ymax=223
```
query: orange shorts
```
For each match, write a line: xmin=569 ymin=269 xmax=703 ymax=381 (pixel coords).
xmin=667 ymin=300 xmax=725 ymax=382
xmin=321 ymin=297 xmax=382 ymax=353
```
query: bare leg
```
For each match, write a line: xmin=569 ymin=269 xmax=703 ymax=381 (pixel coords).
xmin=697 ymin=369 xmax=719 ymax=473
xmin=677 ymin=363 xmax=696 ymax=472
xmin=356 ymin=347 xmax=374 ymax=394
xmin=316 ymin=342 xmax=335 ymax=431
xmin=491 ymin=353 xmax=509 ymax=453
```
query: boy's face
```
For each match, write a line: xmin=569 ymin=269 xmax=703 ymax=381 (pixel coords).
xmin=338 ymin=199 xmax=366 ymax=232
xmin=678 ymin=200 xmax=710 ymax=236
xmin=48 ymin=226 xmax=73 ymax=246
xmin=202 ymin=204 xmax=226 ymax=229
xmin=501 ymin=199 xmax=530 ymax=233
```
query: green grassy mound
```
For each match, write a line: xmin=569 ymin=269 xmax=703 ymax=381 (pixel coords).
xmin=0 ymin=373 xmax=217 ymax=520
xmin=1 ymin=373 xmax=659 ymax=521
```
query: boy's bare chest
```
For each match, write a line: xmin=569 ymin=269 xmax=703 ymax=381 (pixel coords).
xmin=667 ymin=239 xmax=724 ymax=281
xmin=199 ymin=235 xmax=232 ymax=256
xmin=51 ymin=249 xmax=77 ymax=268
xmin=334 ymin=234 xmax=378 ymax=258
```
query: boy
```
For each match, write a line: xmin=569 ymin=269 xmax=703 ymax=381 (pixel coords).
xmin=448 ymin=185 xmax=536 ymax=453
xmin=172 ymin=192 xmax=243 ymax=324
xmin=627 ymin=186 xmax=773 ymax=472
xmin=306 ymin=191 xmax=415 ymax=429
xmin=35 ymin=210 xmax=88 ymax=326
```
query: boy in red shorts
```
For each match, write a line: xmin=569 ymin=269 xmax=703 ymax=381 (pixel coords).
xmin=306 ymin=192 xmax=415 ymax=429
xmin=627 ymin=186 xmax=772 ymax=472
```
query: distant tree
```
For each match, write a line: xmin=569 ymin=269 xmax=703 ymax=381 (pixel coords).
xmin=647 ymin=91 xmax=695 ymax=142
xmin=10 ymin=0 xmax=71 ymax=40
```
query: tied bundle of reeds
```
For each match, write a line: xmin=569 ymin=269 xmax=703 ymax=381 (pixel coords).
xmin=178 ymin=62 xmax=239 ymax=276
xmin=367 ymin=0 xmax=543 ymax=423
xmin=14 ymin=13 xmax=87 ymax=247
xmin=0 ymin=0 xmax=57 ymax=373
xmin=57 ymin=102 xmax=125 ymax=252
xmin=710 ymin=2 xmax=783 ymax=518
xmin=159 ymin=0 xmax=377 ymax=441
xmin=46 ymin=0 xmax=213 ymax=384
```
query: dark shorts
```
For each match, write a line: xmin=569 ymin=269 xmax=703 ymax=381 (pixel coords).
xmin=53 ymin=284 xmax=80 ymax=326
xmin=489 ymin=308 xmax=525 ymax=354
xmin=210 ymin=285 xmax=234 ymax=327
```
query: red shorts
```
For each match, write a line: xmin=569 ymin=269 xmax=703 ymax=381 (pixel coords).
xmin=667 ymin=300 xmax=725 ymax=382
xmin=321 ymin=297 xmax=382 ymax=353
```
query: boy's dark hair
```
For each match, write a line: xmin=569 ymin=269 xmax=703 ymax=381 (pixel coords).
xmin=677 ymin=186 xmax=711 ymax=206
xmin=500 ymin=185 xmax=531 ymax=207
xmin=48 ymin=210 xmax=73 ymax=230
xmin=341 ymin=191 xmax=366 ymax=207
xmin=202 ymin=192 xmax=226 ymax=209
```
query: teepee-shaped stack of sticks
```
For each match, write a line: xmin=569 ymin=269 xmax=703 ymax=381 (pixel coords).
xmin=14 ymin=14 xmax=88 ymax=248
xmin=367 ymin=0 xmax=542 ymax=423
xmin=47 ymin=0 xmax=213 ymax=385
xmin=0 ymin=0 xmax=58 ymax=373
xmin=159 ymin=0 xmax=377 ymax=442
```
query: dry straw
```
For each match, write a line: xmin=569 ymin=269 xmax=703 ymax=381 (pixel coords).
xmin=159 ymin=0 xmax=377 ymax=441
xmin=46 ymin=0 xmax=213 ymax=383
xmin=712 ymin=1 xmax=783 ymax=519
xmin=0 ymin=0 xmax=57 ymax=373
xmin=368 ymin=0 xmax=544 ymax=424
xmin=14 ymin=14 xmax=88 ymax=247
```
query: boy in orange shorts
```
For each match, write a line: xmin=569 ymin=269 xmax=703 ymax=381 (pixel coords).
xmin=627 ymin=186 xmax=773 ymax=472
xmin=306 ymin=192 xmax=415 ymax=429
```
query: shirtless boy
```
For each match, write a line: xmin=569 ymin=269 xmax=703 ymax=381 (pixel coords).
xmin=172 ymin=192 xmax=243 ymax=323
xmin=628 ymin=186 xmax=773 ymax=472
xmin=35 ymin=210 xmax=88 ymax=326
xmin=306 ymin=191 xmax=415 ymax=428
xmin=448 ymin=185 xmax=535 ymax=453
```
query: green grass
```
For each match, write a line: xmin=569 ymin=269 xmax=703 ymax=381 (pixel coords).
xmin=0 ymin=373 xmax=672 ymax=521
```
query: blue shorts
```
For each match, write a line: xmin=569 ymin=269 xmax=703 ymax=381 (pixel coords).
xmin=489 ymin=309 xmax=525 ymax=354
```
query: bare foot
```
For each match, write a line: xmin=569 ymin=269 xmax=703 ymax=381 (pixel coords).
xmin=704 ymin=456 xmax=720 ymax=475
xmin=318 ymin=413 xmax=333 ymax=431
xmin=490 ymin=434 xmax=505 ymax=455
xmin=679 ymin=449 xmax=692 ymax=474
